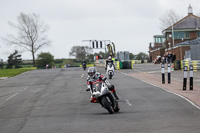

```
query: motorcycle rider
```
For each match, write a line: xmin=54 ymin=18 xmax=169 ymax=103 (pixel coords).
xmin=105 ymin=56 xmax=115 ymax=70
xmin=81 ymin=60 xmax=87 ymax=65
xmin=86 ymin=67 xmax=119 ymax=102
xmin=81 ymin=60 xmax=87 ymax=68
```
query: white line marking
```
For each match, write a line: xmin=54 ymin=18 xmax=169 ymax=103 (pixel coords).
xmin=81 ymin=74 xmax=84 ymax=78
xmin=121 ymin=72 xmax=128 ymax=75
xmin=121 ymin=72 xmax=200 ymax=110
xmin=5 ymin=93 xmax=19 ymax=101
xmin=23 ymin=87 xmax=28 ymax=91
xmin=140 ymin=80 xmax=200 ymax=110
xmin=125 ymin=99 xmax=132 ymax=106
xmin=147 ymin=70 xmax=174 ymax=74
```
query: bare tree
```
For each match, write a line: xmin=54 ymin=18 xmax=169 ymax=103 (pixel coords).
xmin=69 ymin=46 xmax=92 ymax=61
xmin=2 ymin=12 xmax=50 ymax=67
xmin=159 ymin=9 xmax=181 ymax=31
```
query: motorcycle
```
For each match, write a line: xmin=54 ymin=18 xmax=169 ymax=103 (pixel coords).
xmin=82 ymin=63 xmax=86 ymax=70
xmin=106 ymin=63 xmax=114 ymax=79
xmin=90 ymin=81 xmax=120 ymax=114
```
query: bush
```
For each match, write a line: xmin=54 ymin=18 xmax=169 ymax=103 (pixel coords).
xmin=36 ymin=52 xmax=54 ymax=68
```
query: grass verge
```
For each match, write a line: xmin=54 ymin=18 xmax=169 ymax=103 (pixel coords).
xmin=0 ymin=67 xmax=36 ymax=77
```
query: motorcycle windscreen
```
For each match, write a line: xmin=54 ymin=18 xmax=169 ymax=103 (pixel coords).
xmin=92 ymin=82 xmax=102 ymax=92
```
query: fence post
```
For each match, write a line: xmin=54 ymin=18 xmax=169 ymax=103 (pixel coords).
xmin=189 ymin=65 xmax=193 ymax=90
xmin=161 ymin=64 xmax=165 ymax=84
xmin=183 ymin=66 xmax=187 ymax=90
xmin=168 ymin=63 xmax=171 ymax=84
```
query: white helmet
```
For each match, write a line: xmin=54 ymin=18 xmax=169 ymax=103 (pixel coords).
xmin=108 ymin=56 xmax=112 ymax=60
xmin=88 ymin=67 xmax=97 ymax=79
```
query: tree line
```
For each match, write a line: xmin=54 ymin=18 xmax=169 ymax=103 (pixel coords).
xmin=2 ymin=9 xmax=197 ymax=66
xmin=69 ymin=45 xmax=149 ymax=61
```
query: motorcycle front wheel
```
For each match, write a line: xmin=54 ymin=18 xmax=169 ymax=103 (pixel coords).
xmin=101 ymin=96 xmax=114 ymax=114
xmin=114 ymin=103 xmax=120 ymax=112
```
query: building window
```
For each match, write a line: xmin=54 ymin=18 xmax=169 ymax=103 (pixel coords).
xmin=198 ymin=31 xmax=200 ymax=38
xmin=174 ymin=31 xmax=190 ymax=39
xmin=174 ymin=32 xmax=184 ymax=39
xmin=155 ymin=37 xmax=165 ymax=43
xmin=184 ymin=32 xmax=190 ymax=39
xmin=155 ymin=37 xmax=161 ymax=43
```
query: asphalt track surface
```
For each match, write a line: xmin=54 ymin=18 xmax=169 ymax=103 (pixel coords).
xmin=0 ymin=67 xmax=200 ymax=133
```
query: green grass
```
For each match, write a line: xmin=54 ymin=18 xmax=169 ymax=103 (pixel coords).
xmin=21 ymin=64 xmax=34 ymax=68
xmin=0 ymin=68 xmax=36 ymax=77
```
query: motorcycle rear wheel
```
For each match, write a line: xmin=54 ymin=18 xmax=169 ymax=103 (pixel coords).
xmin=101 ymin=96 xmax=114 ymax=114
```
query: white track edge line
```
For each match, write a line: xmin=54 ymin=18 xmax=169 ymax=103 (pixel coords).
xmin=121 ymin=72 xmax=200 ymax=110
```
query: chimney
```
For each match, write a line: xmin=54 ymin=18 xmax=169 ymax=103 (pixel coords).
xmin=149 ymin=43 xmax=152 ymax=51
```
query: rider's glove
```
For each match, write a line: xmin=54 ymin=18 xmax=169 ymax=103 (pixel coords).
xmin=101 ymin=76 xmax=107 ymax=82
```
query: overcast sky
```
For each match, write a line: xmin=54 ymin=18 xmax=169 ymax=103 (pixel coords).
xmin=0 ymin=0 xmax=199 ymax=61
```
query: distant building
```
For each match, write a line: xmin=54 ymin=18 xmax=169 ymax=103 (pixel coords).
xmin=149 ymin=4 xmax=200 ymax=61
xmin=149 ymin=35 xmax=165 ymax=62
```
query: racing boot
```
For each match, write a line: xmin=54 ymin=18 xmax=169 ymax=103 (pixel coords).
xmin=109 ymin=85 xmax=119 ymax=100
xmin=113 ymin=91 xmax=119 ymax=100
xmin=90 ymin=97 xmax=97 ymax=103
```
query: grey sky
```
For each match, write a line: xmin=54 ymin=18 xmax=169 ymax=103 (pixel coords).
xmin=0 ymin=0 xmax=199 ymax=61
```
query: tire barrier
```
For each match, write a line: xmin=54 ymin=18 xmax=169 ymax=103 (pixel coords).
xmin=181 ymin=60 xmax=200 ymax=71
xmin=114 ymin=61 xmax=120 ymax=70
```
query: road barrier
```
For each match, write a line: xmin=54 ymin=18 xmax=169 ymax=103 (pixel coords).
xmin=181 ymin=60 xmax=200 ymax=71
xmin=161 ymin=63 xmax=171 ymax=84
xmin=114 ymin=61 xmax=120 ymax=70
xmin=189 ymin=65 xmax=193 ymax=90
xmin=168 ymin=63 xmax=171 ymax=84
xmin=174 ymin=60 xmax=181 ymax=70
xmin=183 ymin=66 xmax=187 ymax=90
xmin=131 ymin=60 xmax=148 ymax=64
xmin=161 ymin=64 xmax=165 ymax=84
xmin=80 ymin=64 xmax=94 ymax=67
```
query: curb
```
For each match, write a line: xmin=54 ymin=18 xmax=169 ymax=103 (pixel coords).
xmin=0 ymin=77 xmax=8 ymax=80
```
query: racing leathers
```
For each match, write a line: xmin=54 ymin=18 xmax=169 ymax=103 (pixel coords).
xmin=86 ymin=72 xmax=119 ymax=102
xmin=81 ymin=60 xmax=87 ymax=67
xmin=105 ymin=59 xmax=115 ymax=70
